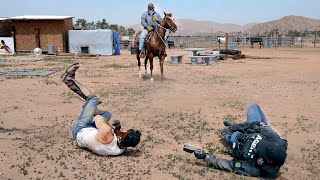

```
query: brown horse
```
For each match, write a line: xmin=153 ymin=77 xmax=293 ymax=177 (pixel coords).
xmin=134 ymin=12 xmax=177 ymax=81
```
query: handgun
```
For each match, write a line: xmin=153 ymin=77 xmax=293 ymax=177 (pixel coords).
xmin=183 ymin=144 xmax=201 ymax=153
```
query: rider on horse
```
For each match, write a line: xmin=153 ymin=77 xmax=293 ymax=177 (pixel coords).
xmin=139 ymin=3 xmax=162 ymax=58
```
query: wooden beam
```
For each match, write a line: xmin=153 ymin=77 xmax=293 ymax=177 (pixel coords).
xmin=225 ymin=33 xmax=228 ymax=50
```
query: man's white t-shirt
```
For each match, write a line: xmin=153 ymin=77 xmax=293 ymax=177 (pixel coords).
xmin=76 ymin=127 xmax=125 ymax=156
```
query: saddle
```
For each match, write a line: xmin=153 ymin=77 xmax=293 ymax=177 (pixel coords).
xmin=144 ymin=31 xmax=167 ymax=56
xmin=144 ymin=31 xmax=155 ymax=48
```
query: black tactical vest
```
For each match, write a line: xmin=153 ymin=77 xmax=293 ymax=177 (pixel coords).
xmin=231 ymin=133 xmax=262 ymax=165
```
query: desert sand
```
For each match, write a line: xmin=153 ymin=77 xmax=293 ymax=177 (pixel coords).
xmin=0 ymin=48 xmax=319 ymax=180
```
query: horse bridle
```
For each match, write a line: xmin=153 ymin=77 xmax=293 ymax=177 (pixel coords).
xmin=155 ymin=16 xmax=177 ymax=46
xmin=157 ymin=16 xmax=177 ymax=33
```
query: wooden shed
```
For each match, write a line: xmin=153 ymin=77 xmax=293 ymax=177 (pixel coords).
xmin=0 ymin=18 xmax=11 ymax=37
xmin=4 ymin=16 xmax=73 ymax=52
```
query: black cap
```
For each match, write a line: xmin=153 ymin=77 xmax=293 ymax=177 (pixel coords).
xmin=258 ymin=139 xmax=288 ymax=165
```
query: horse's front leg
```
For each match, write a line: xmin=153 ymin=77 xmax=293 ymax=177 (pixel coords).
xmin=149 ymin=54 xmax=154 ymax=81
xmin=160 ymin=55 xmax=165 ymax=79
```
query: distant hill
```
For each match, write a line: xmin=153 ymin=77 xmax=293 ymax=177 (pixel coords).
xmin=128 ymin=19 xmax=257 ymax=36
xmin=128 ymin=15 xmax=320 ymax=36
xmin=246 ymin=15 xmax=320 ymax=36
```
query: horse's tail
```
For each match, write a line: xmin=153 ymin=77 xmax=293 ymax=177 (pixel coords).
xmin=134 ymin=32 xmax=142 ymax=61
xmin=135 ymin=31 xmax=142 ymax=41
xmin=134 ymin=31 xmax=142 ymax=51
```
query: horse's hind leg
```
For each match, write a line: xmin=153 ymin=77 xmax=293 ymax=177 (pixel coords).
xmin=137 ymin=52 xmax=142 ymax=78
xmin=144 ymin=56 xmax=148 ymax=75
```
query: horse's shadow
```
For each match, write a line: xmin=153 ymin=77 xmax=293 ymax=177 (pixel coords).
xmin=141 ymin=75 xmax=176 ymax=82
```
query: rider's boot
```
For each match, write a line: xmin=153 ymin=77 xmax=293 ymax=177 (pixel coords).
xmin=139 ymin=50 xmax=146 ymax=59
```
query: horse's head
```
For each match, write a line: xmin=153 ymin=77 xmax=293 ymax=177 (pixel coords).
xmin=162 ymin=12 xmax=177 ymax=33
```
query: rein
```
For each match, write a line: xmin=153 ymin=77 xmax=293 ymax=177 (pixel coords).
xmin=155 ymin=30 xmax=167 ymax=46
xmin=154 ymin=19 xmax=174 ymax=47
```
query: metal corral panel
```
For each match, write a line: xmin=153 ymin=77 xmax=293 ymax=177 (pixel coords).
xmin=68 ymin=30 xmax=114 ymax=56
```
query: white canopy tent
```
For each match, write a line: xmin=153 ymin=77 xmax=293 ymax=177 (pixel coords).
xmin=68 ymin=29 xmax=115 ymax=56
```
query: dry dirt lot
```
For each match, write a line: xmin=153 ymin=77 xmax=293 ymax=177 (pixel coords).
xmin=0 ymin=48 xmax=319 ymax=180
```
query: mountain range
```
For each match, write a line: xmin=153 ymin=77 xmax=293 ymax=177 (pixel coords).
xmin=128 ymin=15 xmax=320 ymax=36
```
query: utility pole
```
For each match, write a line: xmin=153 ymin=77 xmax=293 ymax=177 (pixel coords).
xmin=315 ymin=29 xmax=317 ymax=48
xmin=274 ymin=29 xmax=278 ymax=50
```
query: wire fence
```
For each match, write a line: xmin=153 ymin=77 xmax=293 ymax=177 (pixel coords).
xmin=167 ymin=34 xmax=319 ymax=49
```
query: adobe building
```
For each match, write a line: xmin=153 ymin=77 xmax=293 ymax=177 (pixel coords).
xmin=0 ymin=16 xmax=73 ymax=52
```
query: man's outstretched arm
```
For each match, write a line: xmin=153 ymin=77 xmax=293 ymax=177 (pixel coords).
xmin=192 ymin=149 xmax=261 ymax=177
xmin=204 ymin=155 xmax=261 ymax=177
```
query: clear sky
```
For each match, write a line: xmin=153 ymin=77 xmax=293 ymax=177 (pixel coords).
xmin=1 ymin=0 xmax=319 ymax=26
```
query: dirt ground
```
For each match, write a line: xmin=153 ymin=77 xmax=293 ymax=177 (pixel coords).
xmin=0 ymin=47 xmax=319 ymax=180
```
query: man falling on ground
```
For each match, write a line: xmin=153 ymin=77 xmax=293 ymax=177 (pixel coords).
xmin=61 ymin=63 xmax=141 ymax=156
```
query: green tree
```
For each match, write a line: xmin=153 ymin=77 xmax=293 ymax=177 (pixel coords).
xmin=128 ymin=28 xmax=135 ymax=36
xmin=74 ymin=18 xmax=136 ymax=35
xmin=96 ymin=19 xmax=109 ymax=29
xmin=109 ymin=24 xmax=119 ymax=31
xmin=119 ymin=25 xmax=127 ymax=36
xmin=87 ymin=21 xmax=95 ymax=29
xmin=75 ymin=18 xmax=88 ymax=28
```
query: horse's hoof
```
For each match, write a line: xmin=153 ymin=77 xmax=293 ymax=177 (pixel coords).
xmin=145 ymin=70 xmax=147 ymax=75
xmin=139 ymin=71 xmax=142 ymax=78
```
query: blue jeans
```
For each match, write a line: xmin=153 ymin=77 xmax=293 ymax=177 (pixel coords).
xmin=246 ymin=104 xmax=268 ymax=125
xmin=224 ymin=104 xmax=268 ymax=144
xmin=72 ymin=96 xmax=112 ymax=139
xmin=139 ymin=29 xmax=148 ymax=51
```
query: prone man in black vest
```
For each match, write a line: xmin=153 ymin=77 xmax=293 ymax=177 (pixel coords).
xmin=184 ymin=104 xmax=288 ymax=178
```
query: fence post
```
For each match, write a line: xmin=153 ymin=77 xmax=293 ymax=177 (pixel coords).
xmin=300 ymin=30 xmax=303 ymax=48
xmin=225 ymin=33 xmax=229 ymax=49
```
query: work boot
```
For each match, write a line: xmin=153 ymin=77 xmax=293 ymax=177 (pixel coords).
xmin=60 ymin=63 xmax=93 ymax=100
xmin=139 ymin=50 xmax=145 ymax=59
xmin=63 ymin=62 xmax=80 ymax=79
xmin=223 ymin=120 xmax=235 ymax=127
